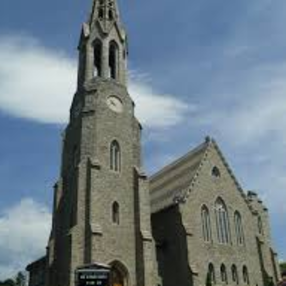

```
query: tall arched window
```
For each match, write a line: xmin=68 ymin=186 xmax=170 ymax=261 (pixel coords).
xmin=231 ymin=265 xmax=239 ymax=285
xmin=98 ymin=7 xmax=104 ymax=19
xmin=108 ymin=9 xmax=114 ymax=20
xmin=221 ymin=264 xmax=228 ymax=284
xmin=201 ymin=205 xmax=212 ymax=242
xmin=242 ymin=266 xmax=249 ymax=284
xmin=215 ymin=198 xmax=230 ymax=244
xmin=258 ymin=216 xmax=263 ymax=235
xmin=112 ymin=202 xmax=120 ymax=225
xmin=110 ymin=140 xmax=121 ymax=172
xmin=208 ymin=263 xmax=216 ymax=284
xmin=94 ymin=39 xmax=102 ymax=77
xmin=109 ymin=41 xmax=119 ymax=79
xmin=234 ymin=211 xmax=245 ymax=245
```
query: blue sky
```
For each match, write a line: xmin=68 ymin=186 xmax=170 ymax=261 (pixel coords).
xmin=0 ymin=0 xmax=286 ymax=279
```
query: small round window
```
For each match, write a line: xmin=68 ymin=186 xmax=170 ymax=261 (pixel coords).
xmin=212 ymin=166 xmax=221 ymax=178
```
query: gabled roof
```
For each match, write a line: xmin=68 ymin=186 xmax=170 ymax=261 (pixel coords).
xmin=150 ymin=137 xmax=255 ymax=214
xmin=150 ymin=138 xmax=209 ymax=213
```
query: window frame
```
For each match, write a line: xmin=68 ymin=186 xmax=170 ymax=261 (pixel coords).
xmin=112 ymin=201 xmax=120 ymax=225
xmin=201 ymin=205 xmax=212 ymax=243
xmin=234 ymin=211 xmax=245 ymax=245
xmin=110 ymin=140 xmax=121 ymax=172
xmin=215 ymin=198 xmax=231 ymax=244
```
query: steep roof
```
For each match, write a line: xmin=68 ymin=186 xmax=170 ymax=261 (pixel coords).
xmin=150 ymin=139 xmax=209 ymax=213
xmin=150 ymin=137 xmax=255 ymax=214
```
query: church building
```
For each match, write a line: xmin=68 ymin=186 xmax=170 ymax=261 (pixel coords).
xmin=26 ymin=1 xmax=280 ymax=286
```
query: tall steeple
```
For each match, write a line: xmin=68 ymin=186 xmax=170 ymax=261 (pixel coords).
xmin=45 ymin=1 xmax=160 ymax=286
xmin=77 ymin=0 xmax=128 ymax=88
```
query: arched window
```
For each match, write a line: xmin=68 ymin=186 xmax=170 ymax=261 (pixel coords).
xmin=258 ymin=216 xmax=263 ymax=235
xmin=234 ymin=211 xmax=245 ymax=245
xmin=112 ymin=202 xmax=120 ymax=225
xmin=94 ymin=39 xmax=102 ymax=77
xmin=221 ymin=264 xmax=228 ymax=284
xmin=231 ymin=265 xmax=239 ymax=285
xmin=108 ymin=9 xmax=114 ymax=20
xmin=110 ymin=140 xmax=121 ymax=172
xmin=109 ymin=41 xmax=119 ymax=79
xmin=215 ymin=198 xmax=230 ymax=244
xmin=98 ymin=7 xmax=104 ymax=19
xmin=201 ymin=205 xmax=212 ymax=242
xmin=208 ymin=263 xmax=216 ymax=284
xmin=212 ymin=166 xmax=221 ymax=178
xmin=110 ymin=261 xmax=128 ymax=286
xmin=243 ymin=266 xmax=249 ymax=284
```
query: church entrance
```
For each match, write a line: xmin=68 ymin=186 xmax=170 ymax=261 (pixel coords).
xmin=110 ymin=261 xmax=128 ymax=286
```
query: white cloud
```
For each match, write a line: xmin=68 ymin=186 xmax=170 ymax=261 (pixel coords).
xmin=216 ymin=79 xmax=286 ymax=146
xmin=0 ymin=35 xmax=190 ymax=128
xmin=0 ymin=198 xmax=52 ymax=280
xmin=129 ymin=78 xmax=192 ymax=128
xmin=0 ymin=36 xmax=76 ymax=124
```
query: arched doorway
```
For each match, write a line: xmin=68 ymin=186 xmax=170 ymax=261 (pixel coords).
xmin=109 ymin=261 xmax=128 ymax=286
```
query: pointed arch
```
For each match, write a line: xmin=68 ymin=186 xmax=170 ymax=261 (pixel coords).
xmin=215 ymin=197 xmax=230 ymax=244
xmin=208 ymin=263 xmax=216 ymax=284
xmin=220 ymin=264 xmax=228 ymax=284
xmin=234 ymin=211 xmax=245 ymax=245
xmin=112 ymin=201 xmax=120 ymax=225
xmin=242 ymin=265 xmax=250 ymax=284
xmin=110 ymin=140 xmax=121 ymax=172
xmin=108 ymin=9 xmax=114 ymax=20
xmin=231 ymin=265 xmax=239 ymax=285
xmin=93 ymin=39 xmax=102 ymax=77
xmin=109 ymin=260 xmax=129 ymax=286
xmin=109 ymin=40 xmax=119 ymax=79
xmin=98 ymin=7 xmax=104 ymax=19
xmin=201 ymin=205 xmax=212 ymax=242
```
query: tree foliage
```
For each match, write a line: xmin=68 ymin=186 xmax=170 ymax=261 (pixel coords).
xmin=0 ymin=272 xmax=27 ymax=286
xmin=0 ymin=279 xmax=16 ymax=286
xmin=15 ymin=272 xmax=26 ymax=286
xmin=280 ymin=262 xmax=286 ymax=274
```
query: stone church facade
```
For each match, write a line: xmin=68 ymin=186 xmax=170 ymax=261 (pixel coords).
xmin=26 ymin=1 xmax=280 ymax=286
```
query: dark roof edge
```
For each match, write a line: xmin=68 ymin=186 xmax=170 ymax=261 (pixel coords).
xmin=26 ymin=256 xmax=46 ymax=271
xmin=150 ymin=138 xmax=209 ymax=181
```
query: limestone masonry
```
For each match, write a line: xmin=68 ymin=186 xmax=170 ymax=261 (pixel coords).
xmin=26 ymin=1 xmax=280 ymax=286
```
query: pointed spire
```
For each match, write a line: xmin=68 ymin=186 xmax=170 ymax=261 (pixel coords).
xmin=77 ymin=0 xmax=128 ymax=88
xmin=89 ymin=0 xmax=120 ymax=28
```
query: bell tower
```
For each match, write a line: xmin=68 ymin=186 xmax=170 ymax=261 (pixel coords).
xmin=46 ymin=1 xmax=159 ymax=286
xmin=77 ymin=0 xmax=127 ymax=88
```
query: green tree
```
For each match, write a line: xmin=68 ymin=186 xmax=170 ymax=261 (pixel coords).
xmin=0 ymin=271 xmax=27 ymax=286
xmin=15 ymin=272 xmax=26 ymax=286
xmin=0 ymin=279 xmax=16 ymax=286
xmin=280 ymin=262 xmax=286 ymax=274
